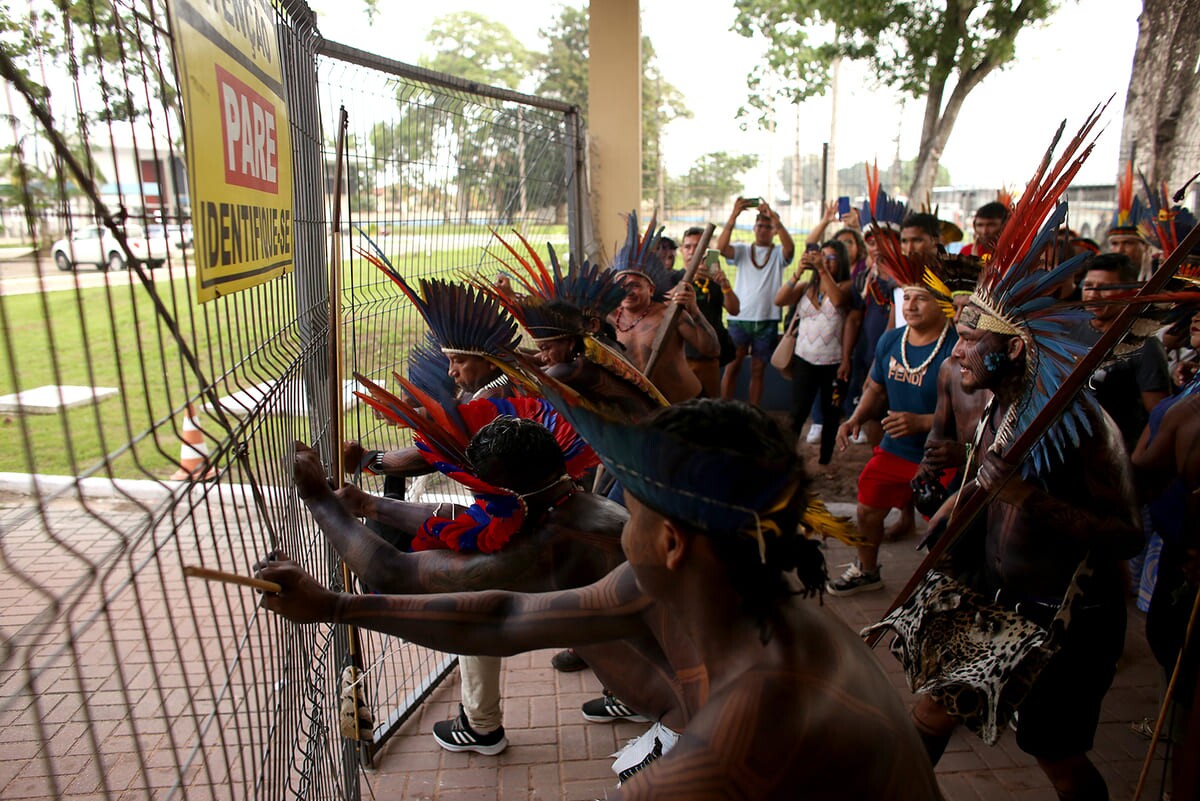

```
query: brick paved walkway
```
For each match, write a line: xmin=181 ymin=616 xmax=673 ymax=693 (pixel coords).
xmin=0 ymin=490 xmax=1176 ymax=801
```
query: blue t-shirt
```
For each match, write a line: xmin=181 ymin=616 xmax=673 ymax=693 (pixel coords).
xmin=869 ymin=324 xmax=958 ymax=463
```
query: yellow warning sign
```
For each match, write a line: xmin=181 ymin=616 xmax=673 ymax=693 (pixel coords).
xmin=168 ymin=0 xmax=293 ymax=303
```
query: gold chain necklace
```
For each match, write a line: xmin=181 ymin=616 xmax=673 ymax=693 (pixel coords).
xmin=900 ymin=320 xmax=950 ymax=375
xmin=749 ymin=243 xmax=774 ymax=269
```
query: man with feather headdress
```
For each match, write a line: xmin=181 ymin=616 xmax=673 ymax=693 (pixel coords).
xmin=906 ymin=112 xmax=1142 ymax=801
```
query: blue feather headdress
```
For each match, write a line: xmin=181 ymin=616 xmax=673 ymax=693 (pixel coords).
xmin=862 ymin=161 xmax=908 ymax=234
xmin=481 ymin=231 xmax=626 ymax=340
xmin=959 ymin=110 xmax=1109 ymax=476
xmin=405 ymin=333 xmax=457 ymax=398
xmin=1109 ymin=160 xmax=1148 ymax=236
xmin=609 ymin=211 xmax=674 ymax=300
xmin=355 ymin=229 xmax=521 ymax=357
xmin=1139 ymin=173 xmax=1200 ymax=274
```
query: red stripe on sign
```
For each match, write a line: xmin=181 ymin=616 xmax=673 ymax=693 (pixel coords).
xmin=215 ymin=64 xmax=280 ymax=194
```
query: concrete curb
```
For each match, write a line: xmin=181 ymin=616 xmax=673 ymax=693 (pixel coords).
xmin=0 ymin=472 xmax=288 ymax=509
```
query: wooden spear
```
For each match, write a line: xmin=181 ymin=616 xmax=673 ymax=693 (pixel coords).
xmin=642 ymin=223 xmax=716 ymax=381
xmin=866 ymin=220 xmax=1200 ymax=647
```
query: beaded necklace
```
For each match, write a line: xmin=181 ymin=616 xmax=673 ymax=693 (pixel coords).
xmin=615 ymin=307 xmax=650 ymax=332
xmin=749 ymin=243 xmax=774 ymax=269
xmin=900 ymin=320 xmax=950 ymax=375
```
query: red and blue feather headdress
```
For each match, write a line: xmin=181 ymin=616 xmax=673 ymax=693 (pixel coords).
xmin=959 ymin=109 xmax=1108 ymax=475
xmin=355 ymin=229 xmax=521 ymax=357
xmin=609 ymin=211 xmax=673 ymax=300
xmin=481 ymin=230 xmax=626 ymax=340
xmin=353 ymin=371 xmax=597 ymax=553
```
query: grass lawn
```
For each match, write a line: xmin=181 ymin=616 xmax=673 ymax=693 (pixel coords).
xmin=0 ymin=221 xmax=767 ymax=481
xmin=0 ymin=231 xmax=569 ymax=480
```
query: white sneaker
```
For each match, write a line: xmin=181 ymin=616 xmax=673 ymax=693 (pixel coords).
xmin=850 ymin=431 xmax=869 ymax=445
xmin=805 ymin=424 xmax=823 ymax=444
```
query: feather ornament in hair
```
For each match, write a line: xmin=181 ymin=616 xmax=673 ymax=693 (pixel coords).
xmin=356 ymin=228 xmax=521 ymax=356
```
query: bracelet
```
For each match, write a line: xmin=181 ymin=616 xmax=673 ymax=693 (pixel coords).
xmin=721 ymin=284 xmax=732 ymax=293
xmin=361 ymin=449 xmax=383 ymax=475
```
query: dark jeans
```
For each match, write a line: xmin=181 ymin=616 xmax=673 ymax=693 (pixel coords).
xmin=789 ymin=357 xmax=844 ymax=465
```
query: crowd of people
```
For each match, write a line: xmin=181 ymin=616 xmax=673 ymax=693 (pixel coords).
xmin=250 ymin=124 xmax=1199 ymax=799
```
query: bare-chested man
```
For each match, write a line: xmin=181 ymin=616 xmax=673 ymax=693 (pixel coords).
xmin=914 ymin=261 xmax=989 ymax=509
xmin=260 ymin=400 xmax=941 ymax=799
xmin=910 ymin=217 xmax=1143 ymax=800
xmin=301 ymin=414 xmax=695 ymax=757
xmin=608 ymin=219 xmax=720 ymax=402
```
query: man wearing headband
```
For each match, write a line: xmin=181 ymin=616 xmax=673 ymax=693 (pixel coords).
xmin=609 ymin=214 xmax=720 ymax=403
xmin=832 ymin=240 xmax=957 ymax=595
xmin=258 ymin=400 xmax=941 ymax=798
xmin=902 ymin=120 xmax=1142 ymax=800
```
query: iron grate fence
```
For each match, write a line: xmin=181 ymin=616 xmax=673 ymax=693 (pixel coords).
xmin=0 ymin=1 xmax=585 ymax=799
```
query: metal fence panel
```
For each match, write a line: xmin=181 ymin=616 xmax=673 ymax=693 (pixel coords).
xmin=0 ymin=0 xmax=584 ymax=798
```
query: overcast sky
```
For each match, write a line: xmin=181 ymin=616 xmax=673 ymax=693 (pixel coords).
xmin=308 ymin=0 xmax=1142 ymax=195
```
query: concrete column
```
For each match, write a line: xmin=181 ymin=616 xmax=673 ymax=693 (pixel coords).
xmin=588 ymin=0 xmax=641 ymax=266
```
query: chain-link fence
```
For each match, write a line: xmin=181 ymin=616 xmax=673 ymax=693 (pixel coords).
xmin=0 ymin=1 xmax=585 ymax=798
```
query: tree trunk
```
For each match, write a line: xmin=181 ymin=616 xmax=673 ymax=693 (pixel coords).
xmin=1119 ymin=0 xmax=1200 ymax=204
xmin=908 ymin=59 xmax=998 ymax=206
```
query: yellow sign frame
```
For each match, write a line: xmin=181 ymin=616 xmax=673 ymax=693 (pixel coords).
xmin=169 ymin=0 xmax=294 ymax=303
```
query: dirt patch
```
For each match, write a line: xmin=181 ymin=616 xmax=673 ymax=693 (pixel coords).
xmin=771 ymin=415 xmax=873 ymax=505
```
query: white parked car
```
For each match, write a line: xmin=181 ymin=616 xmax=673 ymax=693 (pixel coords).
xmin=50 ymin=224 xmax=170 ymax=271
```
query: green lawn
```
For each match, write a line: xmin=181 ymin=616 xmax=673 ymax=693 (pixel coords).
xmin=0 ymin=222 xmax=761 ymax=481
xmin=0 ymin=233 xmax=569 ymax=480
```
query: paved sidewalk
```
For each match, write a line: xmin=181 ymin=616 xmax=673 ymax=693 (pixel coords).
xmin=366 ymin=532 xmax=1173 ymax=801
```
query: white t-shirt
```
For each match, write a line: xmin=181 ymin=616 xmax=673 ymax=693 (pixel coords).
xmin=727 ymin=242 xmax=789 ymax=322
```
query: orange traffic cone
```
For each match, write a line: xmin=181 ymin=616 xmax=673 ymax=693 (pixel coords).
xmin=171 ymin=404 xmax=219 ymax=481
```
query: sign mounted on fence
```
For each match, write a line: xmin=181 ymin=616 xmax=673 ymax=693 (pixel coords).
xmin=168 ymin=0 xmax=294 ymax=303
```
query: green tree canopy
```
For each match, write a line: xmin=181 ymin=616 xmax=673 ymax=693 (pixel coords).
xmin=733 ymin=0 xmax=1056 ymax=202
xmin=669 ymin=151 xmax=759 ymax=209
xmin=535 ymin=5 xmax=692 ymax=201
xmin=420 ymin=12 xmax=533 ymax=88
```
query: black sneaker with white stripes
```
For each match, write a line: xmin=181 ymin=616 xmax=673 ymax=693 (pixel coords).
xmin=581 ymin=691 xmax=650 ymax=723
xmin=431 ymin=704 xmax=508 ymax=755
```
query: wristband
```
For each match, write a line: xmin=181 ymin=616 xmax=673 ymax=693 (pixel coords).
xmin=361 ymin=449 xmax=384 ymax=475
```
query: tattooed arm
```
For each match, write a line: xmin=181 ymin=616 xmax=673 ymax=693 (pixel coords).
xmin=301 ymin=441 xmax=538 ymax=594
xmin=258 ymin=559 xmax=652 ymax=657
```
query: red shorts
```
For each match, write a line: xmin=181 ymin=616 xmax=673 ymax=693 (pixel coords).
xmin=857 ymin=446 xmax=952 ymax=511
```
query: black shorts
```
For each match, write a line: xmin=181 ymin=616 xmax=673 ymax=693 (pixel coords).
xmin=1014 ymin=600 xmax=1126 ymax=760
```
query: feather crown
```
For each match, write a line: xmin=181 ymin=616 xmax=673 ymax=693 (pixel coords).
xmin=355 ymin=229 xmax=520 ymax=357
xmin=959 ymin=108 xmax=1110 ymax=475
xmin=481 ymin=231 xmax=626 ymax=340
xmin=609 ymin=211 xmax=674 ymax=299
xmin=352 ymin=371 xmax=598 ymax=553
xmin=1138 ymin=173 xmax=1200 ymax=271
xmin=861 ymin=160 xmax=908 ymax=234
xmin=1109 ymin=160 xmax=1147 ymax=235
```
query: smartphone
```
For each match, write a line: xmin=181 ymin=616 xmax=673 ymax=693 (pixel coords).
xmin=805 ymin=243 xmax=820 ymax=253
xmin=744 ymin=197 xmax=762 ymax=207
xmin=837 ymin=196 xmax=851 ymax=216
xmin=704 ymin=249 xmax=721 ymax=267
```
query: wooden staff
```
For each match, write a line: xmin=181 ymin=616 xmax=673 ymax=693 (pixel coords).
xmin=1133 ymin=581 xmax=1200 ymax=801
xmin=866 ymin=220 xmax=1200 ymax=648
xmin=183 ymin=565 xmax=281 ymax=594
xmin=327 ymin=107 xmax=370 ymax=743
xmin=642 ymin=223 xmax=716 ymax=380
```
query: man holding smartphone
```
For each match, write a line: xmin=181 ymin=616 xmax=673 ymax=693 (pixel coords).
xmin=716 ymin=197 xmax=795 ymax=406
xmin=678 ymin=227 xmax=739 ymax=396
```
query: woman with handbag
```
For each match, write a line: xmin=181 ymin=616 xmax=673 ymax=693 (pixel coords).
xmin=773 ymin=239 xmax=854 ymax=465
